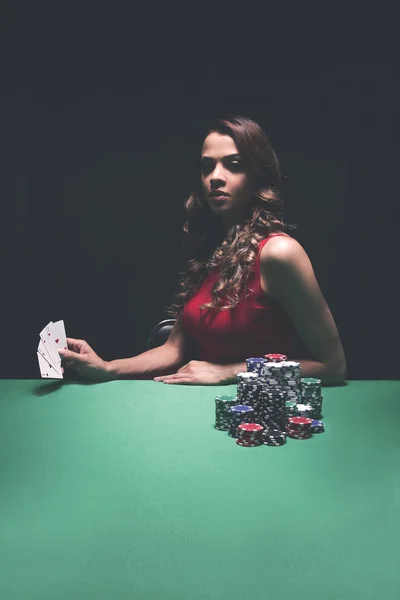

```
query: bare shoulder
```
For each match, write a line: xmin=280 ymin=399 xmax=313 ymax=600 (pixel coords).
xmin=260 ymin=234 xmax=317 ymax=299
xmin=260 ymin=234 xmax=312 ymax=300
xmin=260 ymin=234 xmax=306 ymax=264
xmin=259 ymin=233 xmax=347 ymax=380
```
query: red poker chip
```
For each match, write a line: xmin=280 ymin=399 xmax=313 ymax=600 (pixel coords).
xmin=286 ymin=427 xmax=311 ymax=434
xmin=264 ymin=354 xmax=287 ymax=362
xmin=238 ymin=423 xmax=264 ymax=433
xmin=289 ymin=417 xmax=313 ymax=426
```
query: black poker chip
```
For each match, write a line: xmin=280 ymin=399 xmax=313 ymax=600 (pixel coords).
xmin=263 ymin=429 xmax=287 ymax=446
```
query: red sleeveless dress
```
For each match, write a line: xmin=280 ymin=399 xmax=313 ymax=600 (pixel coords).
xmin=181 ymin=234 xmax=296 ymax=363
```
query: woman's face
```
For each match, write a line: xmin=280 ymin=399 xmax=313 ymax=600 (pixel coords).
xmin=201 ymin=132 xmax=254 ymax=223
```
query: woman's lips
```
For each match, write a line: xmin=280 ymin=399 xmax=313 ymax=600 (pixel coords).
xmin=210 ymin=194 xmax=228 ymax=201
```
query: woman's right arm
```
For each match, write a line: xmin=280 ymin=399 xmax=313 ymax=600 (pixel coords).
xmin=107 ymin=343 xmax=184 ymax=380
xmin=108 ymin=317 xmax=191 ymax=379
xmin=60 ymin=318 xmax=191 ymax=381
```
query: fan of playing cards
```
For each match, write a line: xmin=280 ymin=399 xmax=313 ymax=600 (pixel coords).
xmin=37 ymin=320 xmax=68 ymax=379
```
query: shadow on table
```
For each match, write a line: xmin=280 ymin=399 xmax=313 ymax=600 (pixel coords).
xmin=33 ymin=377 xmax=105 ymax=396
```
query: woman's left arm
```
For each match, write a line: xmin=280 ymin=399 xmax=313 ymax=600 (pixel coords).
xmin=260 ymin=236 xmax=347 ymax=386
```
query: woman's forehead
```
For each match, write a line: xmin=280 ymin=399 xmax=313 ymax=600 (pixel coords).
xmin=201 ymin=132 xmax=239 ymax=157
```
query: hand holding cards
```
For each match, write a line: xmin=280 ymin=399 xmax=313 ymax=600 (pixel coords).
xmin=37 ymin=320 xmax=68 ymax=379
xmin=38 ymin=324 xmax=112 ymax=382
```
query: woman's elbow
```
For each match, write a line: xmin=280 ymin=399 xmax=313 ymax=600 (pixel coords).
xmin=324 ymin=358 xmax=347 ymax=386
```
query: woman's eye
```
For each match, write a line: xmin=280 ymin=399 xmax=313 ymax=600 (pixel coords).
xmin=201 ymin=163 xmax=212 ymax=174
xmin=200 ymin=160 xmax=243 ymax=174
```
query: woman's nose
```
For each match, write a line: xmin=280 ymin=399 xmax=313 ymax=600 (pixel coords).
xmin=210 ymin=164 xmax=225 ymax=181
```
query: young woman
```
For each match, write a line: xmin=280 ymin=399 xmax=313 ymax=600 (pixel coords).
xmin=59 ymin=115 xmax=346 ymax=386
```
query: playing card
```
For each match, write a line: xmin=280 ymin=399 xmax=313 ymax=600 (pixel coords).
xmin=37 ymin=351 xmax=63 ymax=379
xmin=39 ymin=322 xmax=57 ymax=367
xmin=37 ymin=337 xmax=56 ymax=370
xmin=47 ymin=320 xmax=67 ymax=370
xmin=38 ymin=339 xmax=62 ymax=376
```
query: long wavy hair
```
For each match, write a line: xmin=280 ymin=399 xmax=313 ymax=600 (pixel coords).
xmin=165 ymin=115 xmax=297 ymax=319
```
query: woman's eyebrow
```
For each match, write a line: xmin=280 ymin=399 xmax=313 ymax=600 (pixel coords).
xmin=201 ymin=153 xmax=241 ymax=160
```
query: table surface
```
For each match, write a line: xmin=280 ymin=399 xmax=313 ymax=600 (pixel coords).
xmin=1 ymin=379 xmax=399 ymax=600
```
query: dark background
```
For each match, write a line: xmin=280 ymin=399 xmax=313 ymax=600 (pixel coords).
xmin=0 ymin=8 xmax=398 ymax=380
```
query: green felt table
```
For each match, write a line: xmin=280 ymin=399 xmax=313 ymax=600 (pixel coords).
xmin=1 ymin=379 xmax=399 ymax=600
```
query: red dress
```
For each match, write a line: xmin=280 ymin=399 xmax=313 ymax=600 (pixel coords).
xmin=181 ymin=234 xmax=296 ymax=363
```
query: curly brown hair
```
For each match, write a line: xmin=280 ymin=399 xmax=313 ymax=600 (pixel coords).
xmin=165 ymin=114 xmax=297 ymax=319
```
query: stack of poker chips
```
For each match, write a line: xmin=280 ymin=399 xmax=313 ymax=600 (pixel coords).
xmin=245 ymin=357 xmax=286 ymax=432
xmin=215 ymin=394 xmax=239 ymax=431
xmin=244 ymin=355 xmax=302 ymax=433
xmin=285 ymin=400 xmax=298 ymax=418
xmin=264 ymin=355 xmax=301 ymax=403
xmin=259 ymin=361 xmax=288 ymax=431
xmin=228 ymin=405 xmax=255 ymax=438
xmin=311 ymin=419 xmax=325 ymax=434
xmin=277 ymin=361 xmax=302 ymax=403
xmin=263 ymin=428 xmax=287 ymax=446
xmin=300 ymin=378 xmax=323 ymax=419
xmin=236 ymin=371 xmax=260 ymax=417
xmin=259 ymin=389 xmax=286 ymax=431
xmin=296 ymin=403 xmax=313 ymax=418
xmin=286 ymin=417 xmax=313 ymax=440
xmin=236 ymin=423 xmax=264 ymax=447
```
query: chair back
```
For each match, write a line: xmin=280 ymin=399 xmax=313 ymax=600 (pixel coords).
xmin=147 ymin=319 xmax=177 ymax=350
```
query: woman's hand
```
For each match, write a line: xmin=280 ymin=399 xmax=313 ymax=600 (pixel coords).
xmin=58 ymin=338 xmax=112 ymax=382
xmin=154 ymin=360 xmax=232 ymax=385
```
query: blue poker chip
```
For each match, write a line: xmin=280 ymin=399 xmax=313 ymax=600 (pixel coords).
xmin=310 ymin=419 xmax=325 ymax=433
xmin=229 ymin=405 xmax=254 ymax=413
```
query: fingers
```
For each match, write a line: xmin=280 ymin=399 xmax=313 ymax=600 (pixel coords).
xmin=66 ymin=338 xmax=90 ymax=353
xmin=66 ymin=338 xmax=84 ymax=344
xmin=157 ymin=378 xmax=192 ymax=385
xmin=154 ymin=374 xmax=192 ymax=384
xmin=58 ymin=347 xmax=84 ymax=361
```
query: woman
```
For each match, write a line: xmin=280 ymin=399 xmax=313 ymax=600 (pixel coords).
xmin=59 ymin=115 xmax=346 ymax=385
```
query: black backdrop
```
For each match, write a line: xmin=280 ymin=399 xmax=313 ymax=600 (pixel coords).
xmin=1 ymin=62 xmax=398 ymax=380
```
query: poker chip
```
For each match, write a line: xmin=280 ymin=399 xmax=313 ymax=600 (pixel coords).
xmin=300 ymin=378 xmax=323 ymax=418
xmin=296 ymin=403 xmax=313 ymax=418
xmin=246 ymin=358 xmax=267 ymax=374
xmin=286 ymin=430 xmax=312 ymax=440
xmin=259 ymin=388 xmax=286 ymax=432
xmin=288 ymin=416 xmax=313 ymax=429
xmin=311 ymin=419 xmax=325 ymax=433
xmin=301 ymin=377 xmax=322 ymax=387
xmin=228 ymin=405 xmax=255 ymax=438
xmin=287 ymin=416 xmax=313 ymax=439
xmin=236 ymin=423 xmax=264 ymax=447
xmin=263 ymin=354 xmax=287 ymax=362
xmin=261 ymin=360 xmax=302 ymax=403
xmin=285 ymin=400 xmax=298 ymax=418
xmin=263 ymin=428 xmax=287 ymax=446
xmin=236 ymin=371 xmax=260 ymax=417
xmin=236 ymin=440 xmax=262 ymax=447
xmin=215 ymin=394 xmax=239 ymax=431
xmin=214 ymin=353 xmax=328 ymax=449
xmin=240 ymin=358 xmax=302 ymax=435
